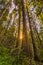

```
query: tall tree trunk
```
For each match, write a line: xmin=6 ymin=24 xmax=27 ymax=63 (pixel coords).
xmin=21 ymin=0 xmax=29 ymax=55
xmin=16 ymin=3 xmax=23 ymax=55
xmin=16 ymin=5 xmax=21 ymax=47
xmin=26 ymin=7 xmax=40 ymax=61
xmin=32 ymin=20 xmax=42 ymax=48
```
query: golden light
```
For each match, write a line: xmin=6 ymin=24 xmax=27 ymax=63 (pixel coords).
xmin=20 ymin=31 xmax=23 ymax=40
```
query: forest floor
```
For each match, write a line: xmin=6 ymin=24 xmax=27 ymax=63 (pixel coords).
xmin=0 ymin=46 xmax=43 ymax=65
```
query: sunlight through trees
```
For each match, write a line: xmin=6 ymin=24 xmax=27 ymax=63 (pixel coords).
xmin=0 ymin=0 xmax=43 ymax=65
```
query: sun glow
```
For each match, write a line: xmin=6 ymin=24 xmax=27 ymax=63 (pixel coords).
xmin=20 ymin=31 xmax=23 ymax=40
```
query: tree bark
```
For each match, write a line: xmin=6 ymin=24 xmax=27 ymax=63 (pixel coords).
xmin=26 ymin=7 xmax=40 ymax=61
xmin=21 ymin=0 xmax=29 ymax=55
xmin=16 ymin=5 xmax=21 ymax=47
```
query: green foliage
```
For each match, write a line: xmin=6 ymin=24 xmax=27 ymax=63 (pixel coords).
xmin=39 ymin=49 xmax=43 ymax=61
xmin=0 ymin=46 xmax=14 ymax=65
xmin=0 ymin=46 xmax=36 ymax=65
xmin=14 ymin=0 xmax=21 ymax=5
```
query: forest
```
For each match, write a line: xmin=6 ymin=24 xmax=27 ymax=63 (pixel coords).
xmin=0 ymin=0 xmax=43 ymax=65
